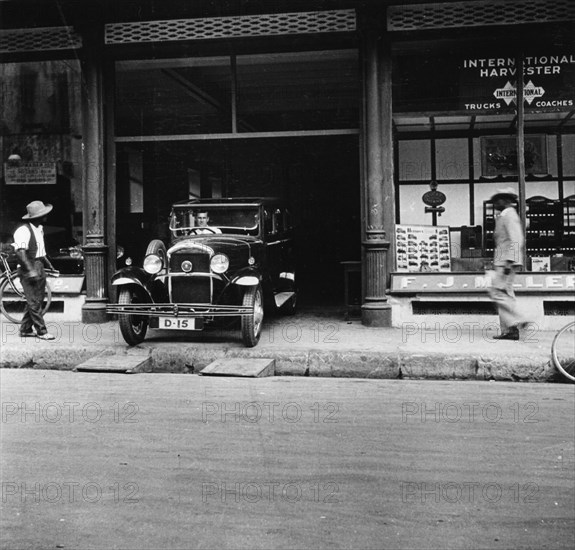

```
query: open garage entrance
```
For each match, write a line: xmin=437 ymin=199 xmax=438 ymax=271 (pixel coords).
xmin=115 ymin=134 xmax=361 ymax=307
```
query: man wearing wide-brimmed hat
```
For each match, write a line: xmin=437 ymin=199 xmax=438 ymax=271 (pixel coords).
xmin=488 ymin=187 xmax=530 ymax=341
xmin=12 ymin=201 xmax=58 ymax=340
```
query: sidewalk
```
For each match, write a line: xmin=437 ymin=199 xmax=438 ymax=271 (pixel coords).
xmin=0 ymin=308 xmax=565 ymax=382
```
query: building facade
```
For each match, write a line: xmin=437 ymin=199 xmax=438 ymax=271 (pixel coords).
xmin=1 ymin=0 xmax=574 ymax=326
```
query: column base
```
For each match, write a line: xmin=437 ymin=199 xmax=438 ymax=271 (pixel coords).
xmin=81 ymin=300 xmax=109 ymax=324
xmin=361 ymin=303 xmax=392 ymax=327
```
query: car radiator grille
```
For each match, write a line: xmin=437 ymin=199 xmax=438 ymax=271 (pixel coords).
xmin=170 ymin=252 xmax=211 ymax=303
xmin=171 ymin=278 xmax=211 ymax=303
xmin=170 ymin=252 xmax=210 ymax=273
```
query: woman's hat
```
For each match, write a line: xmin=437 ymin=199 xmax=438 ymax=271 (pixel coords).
xmin=490 ymin=187 xmax=518 ymax=202
xmin=22 ymin=200 xmax=53 ymax=220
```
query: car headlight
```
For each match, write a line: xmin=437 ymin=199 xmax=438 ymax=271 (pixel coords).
xmin=210 ymin=254 xmax=229 ymax=274
xmin=143 ymin=254 xmax=163 ymax=274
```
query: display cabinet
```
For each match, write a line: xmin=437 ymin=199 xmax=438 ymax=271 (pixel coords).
xmin=483 ymin=196 xmax=568 ymax=259
xmin=562 ymin=195 xmax=575 ymax=256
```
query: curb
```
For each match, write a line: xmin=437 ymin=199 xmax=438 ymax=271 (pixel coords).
xmin=0 ymin=343 xmax=563 ymax=382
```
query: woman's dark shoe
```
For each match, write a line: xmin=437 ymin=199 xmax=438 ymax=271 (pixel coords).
xmin=492 ymin=328 xmax=520 ymax=341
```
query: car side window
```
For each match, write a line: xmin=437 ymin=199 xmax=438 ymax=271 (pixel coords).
xmin=272 ymin=208 xmax=283 ymax=236
xmin=264 ymin=209 xmax=273 ymax=236
xmin=283 ymin=209 xmax=292 ymax=233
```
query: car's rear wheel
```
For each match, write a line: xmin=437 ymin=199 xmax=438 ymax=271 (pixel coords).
xmin=241 ymin=284 xmax=264 ymax=347
xmin=118 ymin=287 xmax=148 ymax=346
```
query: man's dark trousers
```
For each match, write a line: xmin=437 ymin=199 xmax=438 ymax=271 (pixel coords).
xmin=19 ymin=260 xmax=48 ymax=335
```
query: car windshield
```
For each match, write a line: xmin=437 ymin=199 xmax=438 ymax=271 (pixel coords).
xmin=169 ymin=206 xmax=260 ymax=236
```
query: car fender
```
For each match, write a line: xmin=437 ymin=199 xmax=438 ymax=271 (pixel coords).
xmin=231 ymin=268 xmax=261 ymax=287
xmin=111 ymin=267 xmax=158 ymax=300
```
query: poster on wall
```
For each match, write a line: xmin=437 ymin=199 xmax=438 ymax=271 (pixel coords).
xmin=395 ymin=224 xmax=451 ymax=272
xmin=4 ymin=161 xmax=57 ymax=185
xmin=481 ymin=135 xmax=548 ymax=176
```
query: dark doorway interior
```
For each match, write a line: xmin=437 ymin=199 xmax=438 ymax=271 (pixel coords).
xmin=116 ymin=134 xmax=360 ymax=306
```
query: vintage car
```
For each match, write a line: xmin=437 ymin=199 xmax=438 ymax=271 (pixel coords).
xmin=106 ymin=198 xmax=297 ymax=347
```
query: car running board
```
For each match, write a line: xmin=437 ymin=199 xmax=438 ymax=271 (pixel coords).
xmin=274 ymin=291 xmax=295 ymax=308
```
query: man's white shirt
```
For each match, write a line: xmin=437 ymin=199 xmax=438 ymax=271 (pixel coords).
xmin=13 ymin=224 xmax=46 ymax=257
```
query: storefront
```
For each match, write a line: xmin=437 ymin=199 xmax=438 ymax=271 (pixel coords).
xmin=1 ymin=0 xmax=574 ymax=326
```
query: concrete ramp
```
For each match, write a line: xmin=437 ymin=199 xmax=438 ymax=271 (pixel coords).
xmin=74 ymin=354 xmax=152 ymax=374
xmin=200 ymin=358 xmax=275 ymax=377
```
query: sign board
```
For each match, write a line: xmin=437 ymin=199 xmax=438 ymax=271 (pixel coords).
xmin=395 ymin=51 xmax=575 ymax=114
xmin=460 ymin=53 xmax=575 ymax=113
xmin=395 ymin=224 xmax=451 ymax=272
xmin=47 ymin=276 xmax=85 ymax=294
xmin=422 ymin=190 xmax=446 ymax=206
xmin=4 ymin=162 xmax=57 ymax=185
xmin=390 ymin=272 xmax=575 ymax=294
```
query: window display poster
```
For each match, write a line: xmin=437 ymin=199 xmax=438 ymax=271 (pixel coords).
xmin=395 ymin=224 xmax=451 ymax=272
xmin=531 ymin=257 xmax=551 ymax=272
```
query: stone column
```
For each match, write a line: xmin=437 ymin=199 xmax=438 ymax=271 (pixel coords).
xmin=360 ymin=14 xmax=393 ymax=327
xmin=80 ymin=24 xmax=108 ymax=323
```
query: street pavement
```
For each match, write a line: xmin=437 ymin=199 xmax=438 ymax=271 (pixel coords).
xmin=0 ymin=307 xmax=571 ymax=382
xmin=1 ymin=370 xmax=573 ymax=549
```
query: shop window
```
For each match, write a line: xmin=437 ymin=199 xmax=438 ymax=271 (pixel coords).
xmin=398 ymin=140 xmax=431 ymax=181
xmin=115 ymin=57 xmax=232 ymax=136
xmin=236 ymin=50 xmax=359 ymax=132
xmin=436 ymin=139 xmax=468 ymax=180
xmin=399 ymin=183 xmax=470 ymax=233
xmin=563 ymin=136 xmax=575 ymax=177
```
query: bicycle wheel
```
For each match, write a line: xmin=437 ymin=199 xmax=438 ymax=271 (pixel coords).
xmin=551 ymin=320 xmax=575 ymax=382
xmin=0 ymin=273 xmax=52 ymax=324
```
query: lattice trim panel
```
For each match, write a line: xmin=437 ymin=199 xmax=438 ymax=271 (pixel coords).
xmin=388 ymin=0 xmax=575 ymax=31
xmin=0 ymin=27 xmax=81 ymax=53
xmin=105 ymin=9 xmax=356 ymax=44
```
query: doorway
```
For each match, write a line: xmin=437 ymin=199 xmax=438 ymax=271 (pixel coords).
xmin=115 ymin=134 xmax=360 ymax=306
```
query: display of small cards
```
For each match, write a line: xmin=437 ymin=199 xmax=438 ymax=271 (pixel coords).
xmin=530 ymin=257 xmax=550 ymax=272
xmin=395 ymin=224 xmax=451 ymax=272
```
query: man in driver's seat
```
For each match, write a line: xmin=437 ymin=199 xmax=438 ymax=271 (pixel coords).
xmin=195 ymin=211 xmax=222 ymax=234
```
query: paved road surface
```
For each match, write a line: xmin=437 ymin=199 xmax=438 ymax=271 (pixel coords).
xmin=1 ymin=370 xmax=574 ymax=549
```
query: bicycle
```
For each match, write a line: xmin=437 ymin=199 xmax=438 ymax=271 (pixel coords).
xmin=0 ymin=251 xmax=56 ymax=324
xmin=551 ymin=320 xmax=575 ymax=383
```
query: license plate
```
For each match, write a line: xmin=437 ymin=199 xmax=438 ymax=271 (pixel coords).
xmin=158 ymin=317 xmax=202 ymax=330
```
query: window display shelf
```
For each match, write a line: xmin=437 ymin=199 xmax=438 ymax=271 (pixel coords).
xmin=483 ymin=196 xmax=571 ymax=259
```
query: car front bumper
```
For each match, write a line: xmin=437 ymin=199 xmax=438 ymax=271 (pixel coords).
xmin=106 ymin=303 xmax=253 ymax=317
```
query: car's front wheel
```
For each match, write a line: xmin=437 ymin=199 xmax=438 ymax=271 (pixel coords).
xmin=118 ymin=287 xmax=148 ymax=346
xmin=241 ymin=284 xmax=264 ymax=347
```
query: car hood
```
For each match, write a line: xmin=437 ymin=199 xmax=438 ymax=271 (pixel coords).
xmin=167 ymin=235 xmax=261 ymax=257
